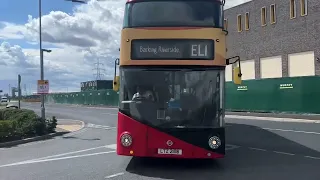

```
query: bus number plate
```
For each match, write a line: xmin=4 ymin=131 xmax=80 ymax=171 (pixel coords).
xmin=158 ymin=149 xmax=182 ymax=155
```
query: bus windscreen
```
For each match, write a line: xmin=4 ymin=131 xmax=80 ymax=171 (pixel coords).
xmin=119 ymin=67 xmax=223 ymax=128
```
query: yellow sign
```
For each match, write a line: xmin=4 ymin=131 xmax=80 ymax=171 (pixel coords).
xmin=38 ymin=80 xmax=49 ymax=85
xmin=37 ymin=80 xmax=49 ymax=94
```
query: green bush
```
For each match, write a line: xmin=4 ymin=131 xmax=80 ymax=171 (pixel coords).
xmin=2 ymin=109 xmax=36 ymax=121
xmin=46 ymin=116 xmax=58 ymax=133
xmin=0 ymin=120 xmax=14 ymax=139
xmin=0 ymin=109 xmax=58 ymax=142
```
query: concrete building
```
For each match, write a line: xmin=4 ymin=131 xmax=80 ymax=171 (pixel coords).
xmin=224 ymin=0 xmax=320 ymax=82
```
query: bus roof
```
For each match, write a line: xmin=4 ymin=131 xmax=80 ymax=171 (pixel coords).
xmin=127 ymin=0 xmax=222 ymax=2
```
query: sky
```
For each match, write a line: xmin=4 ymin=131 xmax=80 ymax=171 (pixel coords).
xmin=0 ymin=0 xmax=250 ymax=95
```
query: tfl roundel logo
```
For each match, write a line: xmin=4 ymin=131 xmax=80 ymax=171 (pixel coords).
xmin=166 ymin=140 xmax=173 ymax=146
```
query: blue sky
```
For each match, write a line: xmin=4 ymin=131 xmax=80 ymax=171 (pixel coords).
xmin=0 ymin=0 xmax=77 ymax=94
xmin=0 ymin=0 xmax=74 ymax=23
xmin=0 ymin=0 xmax=75 ymax=49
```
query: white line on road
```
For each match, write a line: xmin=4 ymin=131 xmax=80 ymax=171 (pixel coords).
xmin=87 ymin=123 xmax=111 ymax=128
xmin=0 ymin=151 xmax=116 ymax=168
xmin=304 ymin=156 xmax=320 ymax=160
xmin=225 ymin=144 xmax=240 ymax=151
xmin=248 ymin=147 xmax=267 ymax=151
xmin=105 ymin=172 xmax=125 ymax=179
xmin=105 ymin=144 xmax=117 ymax=150
xmin=273 ymin=151 xmax=295 ymax=156
xmin=26 ymin=145 xmax=110 ymax=161
xmin=86 ymin=123 xmax=116 ymax=130
xmin=101 ymin=112 xmax=117 ymax=116
xmin=262 ymin=127 xmax=320 ymax=135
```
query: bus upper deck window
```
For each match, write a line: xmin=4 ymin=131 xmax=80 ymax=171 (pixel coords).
xmin=127 ymin=0 xmax=222 ymax=28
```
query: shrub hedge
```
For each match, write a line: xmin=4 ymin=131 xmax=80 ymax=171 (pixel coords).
xmin=0 ymin=108 xmax=57 ymax=143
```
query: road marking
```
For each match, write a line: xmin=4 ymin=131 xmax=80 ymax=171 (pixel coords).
xmin=105 ymin=172 xmax=124 ymax=179
xmin=304 ymin=156 xmax=320 ymax=160
xmin=226 ymin=144 xmax=240 ymax=151
xmin=105 ymin=144 xmax=117 ymax=150
xmin=262 ymin=127 xmax=320 ymax=135
xmin=248 ymin=147 xmax=267 ymax=151
xmin=247 ymin=147 xmax=320 ymax=161
xmin=27 ymin=145 xmax=109 ymax=161
xmin=101 ymin=112 xmax=117 ymax=116
xmin=87 ymin=123 xmax=116 ymax=130
xmin=0 ymin=151 xmax=116 ymax=168
xmin=87 ymin=123 xmax=109 ymax=128
xmin=273 ymin=151 xmax=295 ymax=156
xmin=226 ymin=115 xmax=320 ymax=123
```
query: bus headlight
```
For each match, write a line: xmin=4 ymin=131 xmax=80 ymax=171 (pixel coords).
xmin=120 ymin=132 xmax=133 ymax=147
xmin=208 ymin=136 xmax=221 ymax=149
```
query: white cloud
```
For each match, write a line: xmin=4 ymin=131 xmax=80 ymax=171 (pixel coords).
xmin=0 ymin=42 xmax=92 ymax=93
xmin=0 ymin=22 xmax=25 ymax=40
xmin=225 ymin=0 xmax=252 ymax=9
xmin=0 ymin=0 xmax=250 ymax=94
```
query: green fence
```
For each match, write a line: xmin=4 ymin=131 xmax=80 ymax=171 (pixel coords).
xmin=225 ymin=76 xmax=320 ymax=114
xmin=45 ymin=89 xmax=119 ymax=107
xmin=45 ymin=76 xmax=320 ymax=114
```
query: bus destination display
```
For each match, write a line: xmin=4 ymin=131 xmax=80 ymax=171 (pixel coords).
xmin=131 ymin=39 xmax=214 ymax=60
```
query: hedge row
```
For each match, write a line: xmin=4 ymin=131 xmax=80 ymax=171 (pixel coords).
xmin=0 ymin=108 xmax=57 ymax=143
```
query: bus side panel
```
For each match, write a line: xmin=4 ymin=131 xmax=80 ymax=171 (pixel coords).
xmin=117 ymin=112 xmax=148 ymax=156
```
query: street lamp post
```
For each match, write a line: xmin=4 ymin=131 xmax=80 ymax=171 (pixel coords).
xmin=38 ymin=0 xmax=86 ymax=121
xmin=38 ymin=0 xmax=45 ymax=121
xmin=39 ymin=0 xmax=52 ymax=121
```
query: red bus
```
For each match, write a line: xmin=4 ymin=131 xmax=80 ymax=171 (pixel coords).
xmin=113 ymin=0 xmax=242 ymax=159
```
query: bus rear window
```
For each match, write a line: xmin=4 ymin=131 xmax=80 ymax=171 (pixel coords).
xmin=124 ymin=0 xmax=223 ymax=28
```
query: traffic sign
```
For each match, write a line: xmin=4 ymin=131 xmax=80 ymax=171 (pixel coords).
xmin=37 ymin=80 xmax=49 ymax=94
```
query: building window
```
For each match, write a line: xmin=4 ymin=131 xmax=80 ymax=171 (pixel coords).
xmin=237 ymin=14 xmax=242 ymax=32
xmin=290 ymin=0 xmax=296 ymax=19
xmin=261 ymin=7 xmax=267 ymax=26
xmin=224 ymin=19 xmax=228 ymax=30
xmin=270 ymin=4 xmax=276 ymax=24
xmin=245 ymin=12 xmax=250 ymax=30
xmin=300 ymin=0 xmax=308 ymax=16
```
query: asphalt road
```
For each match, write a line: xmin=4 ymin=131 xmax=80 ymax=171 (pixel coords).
xmin=0 ymin=102 xmax=320 ymax=180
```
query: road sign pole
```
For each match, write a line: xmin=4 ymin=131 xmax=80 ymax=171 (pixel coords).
xmin=39 ymin=0 xmax=45 ymax=121
xmin=18 ymin=75 xmax=21 ymax=109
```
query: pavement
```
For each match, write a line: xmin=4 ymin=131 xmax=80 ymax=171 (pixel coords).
xmin=56 ymin=120 xmax=85 ymax=132
xmin=0 ymin=102 xmax=319 ymax=180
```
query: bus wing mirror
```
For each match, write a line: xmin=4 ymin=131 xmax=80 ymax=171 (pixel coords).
xmin=113 ymin=76 xmax=120 ymax=92
xmin=233 ymin=67 xmax=242 ymax=85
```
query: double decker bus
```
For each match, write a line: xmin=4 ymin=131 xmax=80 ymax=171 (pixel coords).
xmin=113 ymin=0 xmax=242 ymax=159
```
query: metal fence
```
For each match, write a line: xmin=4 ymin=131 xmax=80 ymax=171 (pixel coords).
xmin=45 ymin=89 xmax=119 ymax=107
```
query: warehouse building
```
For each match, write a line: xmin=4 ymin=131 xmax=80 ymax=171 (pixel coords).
xmin=224 ymin=0 xmax=320 ymax=81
